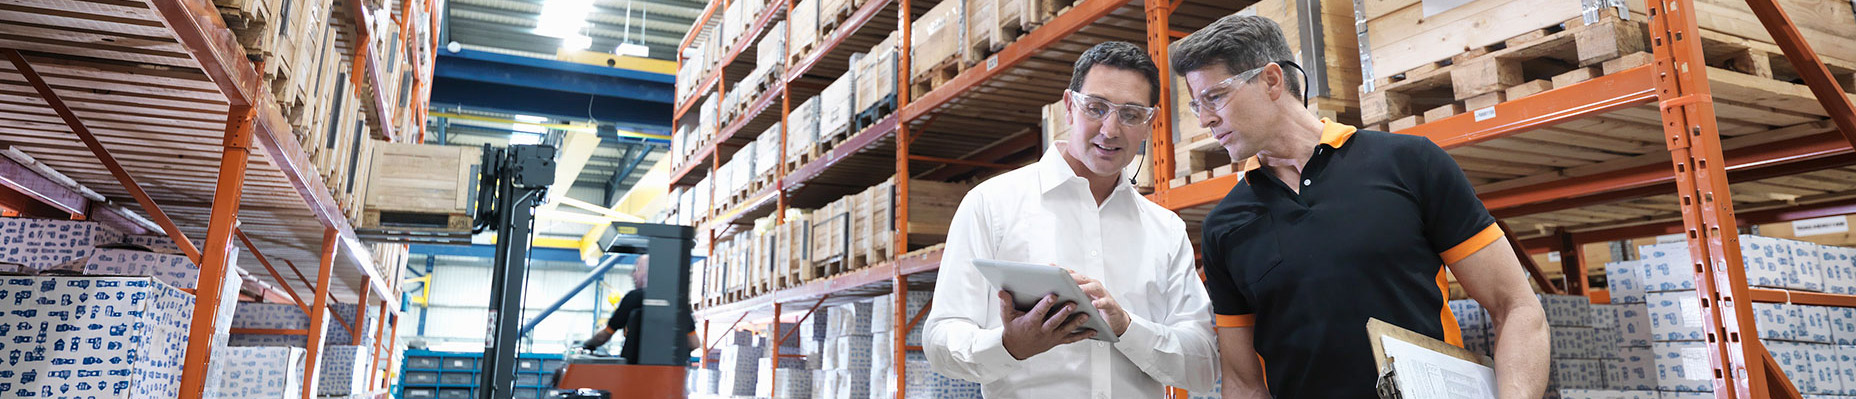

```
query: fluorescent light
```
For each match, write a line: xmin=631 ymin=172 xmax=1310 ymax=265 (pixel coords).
xmin=534 ymin=0 xmax=594 ymax=38
xmin=513 ymin=115 xmax=549 ymax=123
xmin=615 ymin=43 xmax=649 ymax=58
xmin=511 ymin=132 xmax=544 ymax=145
xmin=561 ymin=35 xmax=593 ymax=51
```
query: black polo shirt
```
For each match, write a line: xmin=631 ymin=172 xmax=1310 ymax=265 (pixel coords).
xmin=1199 ymin=120 xmax=1501 ymax=398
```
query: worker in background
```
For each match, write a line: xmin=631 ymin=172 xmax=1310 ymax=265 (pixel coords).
xmin=1170 ymin=15 xmax=1550 ymax=398
xmin=581 ymin=254 xmax=700 ymax=363
xmin=924 ymin=41 xmax=1219 ymax=398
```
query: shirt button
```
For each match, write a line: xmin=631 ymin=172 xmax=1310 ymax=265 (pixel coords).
xmin=1090 ymin=250 xmax=1099 ymax=257
xmin=1303 ymin=179 xmax=1312 ymax=186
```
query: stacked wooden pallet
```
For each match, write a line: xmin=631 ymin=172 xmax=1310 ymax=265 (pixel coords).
xmin=1356 ymin=0 xmax=1856 ymax=132
xmin=907 ymin=0 xmax=966 ymax=102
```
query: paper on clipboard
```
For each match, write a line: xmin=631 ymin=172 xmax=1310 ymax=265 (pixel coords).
xmin=1366 ymin=318 xmax=1498 ymax=399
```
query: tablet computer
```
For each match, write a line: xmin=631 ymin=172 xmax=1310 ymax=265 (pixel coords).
xmin=972 ymin=259 xmax=1118 ymax=342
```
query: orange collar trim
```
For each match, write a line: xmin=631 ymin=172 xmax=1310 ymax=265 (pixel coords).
xmin=1318 ymin=118 xmax=1359 ymax=148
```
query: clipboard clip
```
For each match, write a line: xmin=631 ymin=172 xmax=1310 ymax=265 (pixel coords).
xmin=1375 ymin=358 xmax=1403 ymax=399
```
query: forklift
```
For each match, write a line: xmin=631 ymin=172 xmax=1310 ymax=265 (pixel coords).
xmin=470 ymin=143 xmax=694 ymax=399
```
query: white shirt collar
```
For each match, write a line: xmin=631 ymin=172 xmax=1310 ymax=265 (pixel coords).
xmin=1037 ymin=143 xmax=1134 ymax=200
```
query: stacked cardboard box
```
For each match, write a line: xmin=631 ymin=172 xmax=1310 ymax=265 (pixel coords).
xmin=718 ymin=330 xmax=766 ymax=397
xmin=902 ymin=352 xmax=982 ymax=399
xmin=228 ymin=302 xmax=380 ymax=349
xmin=0 ymin=218 xmax=125 ymax=271
xmin=317 ymin=345 xmax=374 ymax=396
xmin=871 ymin=292 xmax=933 ymax=399
xmin=210 ymin=346 xmax=308 ymax=398
xmin=819 ymin=301 xmax=875 ymax=399
xmin=0 ymin=276 xmax=195 ymax=397
xmin=1613 ymin=237 xmax=1856 ymax=396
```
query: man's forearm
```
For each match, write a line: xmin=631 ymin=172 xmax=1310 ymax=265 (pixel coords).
xmin=1490 ymin=305 xmax=1549 ymax=399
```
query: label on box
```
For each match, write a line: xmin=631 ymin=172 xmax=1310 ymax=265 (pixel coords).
xmin=1792 ymin=216 xmax=1848 ymax=237
xmin=1678 ymin=297 xmax=1702 ymax=328
xmin=1680 ymin=347 xmax=1711 ymax=380
xmin=1473 ymin=107 xmax=1496 ymax=121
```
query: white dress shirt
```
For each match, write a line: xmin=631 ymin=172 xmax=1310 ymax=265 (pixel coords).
xmin=924 ymin=146 xmax=1219 ymax=399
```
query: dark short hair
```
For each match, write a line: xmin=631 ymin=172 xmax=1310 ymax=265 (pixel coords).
xmin=1170 ymin=14 xmax=1302 ymax=100
xmin=1070 ymin=41 xmax=1161 ymax=105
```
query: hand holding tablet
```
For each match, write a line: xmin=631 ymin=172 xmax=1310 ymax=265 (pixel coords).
xmin=972 ymin=259 xmax=1121 ymax=361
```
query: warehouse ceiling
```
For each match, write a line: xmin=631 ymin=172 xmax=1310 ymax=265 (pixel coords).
xmin=428 ymin=108 xmax=669 ymax=240
xmin=444 ymin=0 xmax=705 ymax=61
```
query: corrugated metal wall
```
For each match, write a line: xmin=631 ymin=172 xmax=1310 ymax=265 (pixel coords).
xmin=405 ymin=254 xmax=637 ymax=353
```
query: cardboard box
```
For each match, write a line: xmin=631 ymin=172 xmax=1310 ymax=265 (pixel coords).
xmin=1637 ymin=243 xmax=1697 ymax=292
xmin=1605 ymin=260 xmax=1646 ymax=304
xmin=1541 ymin=294 xmax=1594 ymax=327
xmin=65 ymin=248 xmax=200 ymax=289
xmin=903 ymin=352 xmax=982 ymax=399
xmin=1557 ymin=390 xmax=1658 ymax=399
xmin=1766 ymin=341 xmax=1818 ymax=393
xmin=818 ymin=73 xmax=856 ymax=140
xmin=0 ymin=276 xmax=195 ymax=398
xmin=1788 ymin=241 xmax=1827 ymax=292
xmin=1652 ymin=341 xmax=1714 ymax=392
xmin=908 ymin=0 xmax=964 ymax=81
xmin=1646 ymin=291 xmax=1705 ymax=342
xmin=792 ymin=96 xmax=821 ymax=153
xmin=1754 ymin=302 xmax=1800 ymax=341
xmin=211 ymin=346 xmax=308 ymax=398
xmin=1836 ymin=345 xmax=1856 ymax=395
xmin=1551 ymin=326 xmax=1601 ymax=359
xmin=1798 ymin=305 xmax=1835 ymax=344
xmin=1830 ymin=307 xmax=1856 ymax=346
xmin=0 ymin=218 xmax=124 ymax=271
xmin=1605 ymin=346 xmax=1656 ymax=390
xmin=1820 ymin=246 xmax=1856 ymax=295
xmin=1547 ymin=359 xmax=1608 ymax=392
xmin=230 ymin=302 xmax=378 ymax=349
xmin=1450 ymin=299 xmax=1494 ymax=357
xmin=1616 ymin=304 xmax=1653 ymax=347
xmin=855 ymin=32 xmax=899 ymax=115
xmin=1741 ymin=236 xmax=1796 ymax=289
xmin=1804 ymin=344 xmax=1842 ymax=395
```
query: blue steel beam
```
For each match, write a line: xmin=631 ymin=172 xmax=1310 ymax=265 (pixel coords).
xmin=518 ymin=254 xmax=624 ymax=338
xmin=409 ymin=243 xmax=589 ymax=264
xmin=434 ymin=49 xmax=673 ymax=103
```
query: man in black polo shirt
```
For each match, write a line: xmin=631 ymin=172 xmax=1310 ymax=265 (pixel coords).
xmin=1170 ymin=15 xmax=1550 ymax=398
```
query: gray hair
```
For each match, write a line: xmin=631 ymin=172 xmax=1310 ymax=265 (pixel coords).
xmin=1169 ymin=14 xmax=1302 ymax=100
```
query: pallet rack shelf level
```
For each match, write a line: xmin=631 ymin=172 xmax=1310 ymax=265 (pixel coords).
xmin=1145 ymin=0 xmax=1856 ymax=397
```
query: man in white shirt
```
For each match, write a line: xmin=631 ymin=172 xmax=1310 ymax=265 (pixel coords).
xmin=924 ymin=41 xmax=1220 ymax=399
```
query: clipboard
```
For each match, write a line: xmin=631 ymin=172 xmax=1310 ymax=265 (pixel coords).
xmin=1366 ymin=318 xmax=1497 ymax=399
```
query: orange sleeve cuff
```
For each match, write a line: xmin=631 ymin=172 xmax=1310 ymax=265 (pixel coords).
xmin=1441 ymin=224 xmax=1503 ymax=264
xmin=1215 ymin=314 xmax=1256 ymax=328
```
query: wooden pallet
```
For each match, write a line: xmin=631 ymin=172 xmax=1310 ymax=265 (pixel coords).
xmin=908 ymin=59 xmax=964 ymax=102
xmin=360 ymin=209 xmax=473 ymax=232
xmin=786 ymin=40 xmax=818 ymax=67
xmin=1361 ymin=11 xmax=1645 ymax=126
xmin=785 ymin=145 xmax=823 ymax=174
xmin=820 ymin=0 xmax=856 ymax=34
xmin=854 ymin=94 xmax=897 ymax=131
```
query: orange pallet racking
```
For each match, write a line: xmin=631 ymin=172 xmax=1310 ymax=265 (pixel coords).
xmin=1147 ymin=0 xmax=1856 ymax=397
xmin=0 ymin=0 xmax=437 ymax=396
xmin=674 ymin=0 xmax=1246 ymax=397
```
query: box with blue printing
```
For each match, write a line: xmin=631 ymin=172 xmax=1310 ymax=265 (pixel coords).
xmin=1540 ymin=294 xmax=1594 ymax=327
xmin=1658 ymin=392 xmax=1715 ymax=399
xmin=1604 ymin=347 xmax=1655 ymax=390
xmin=1754 ymin=302 xmax=1801 ymax=341
xmin=229 ymin=302 xmax=377 ymax=348
xmin=904 ymin=353 xmax=981 ymax=399
xmin=1832 ymin=307 xmax=1856 ymax=346
xmin=828 ymin=302 xmax=874 ymax=338
xmin=0 ymin=218 xmax=123 ymax=271
xmin=1645 ymin=291 xmax=1705 ymax=342
xmin=210 ymin=346 xmax=306 ymax=398
xmin=1765 ymin=340 xmax=1820 ymax=394
xmin=317 ymin=345 xmax=372 ymax=396
xmin=1740 ymin=236 xmax=1795 ymax=289
xmin=1798 ymin=305 xmax=1835 ymax=344
xmin=1605 ymin=260 xmax=1647 ymax=304
xmin=1556 ymin=390 xmax=1658 ymax=399
xmin=1637 ymin=243 xmax=1697 ymax=292
xmin=1613 ymin=304 xmax=1653 ymax=347
xmin=1788 ymin=242 xmax=1828 ymax=292
xmin=1652 ymin=341 xmax=1713 ymax=392
xmin=1820 ymin=246 xmax=1856 ymax=295
xmin=0 ymin=276 xmax=194 ymax=398
xmin=59 ymin=248 xmax=200 ymax=290
xmin=1546 ymin=359 xmax=1607 ymax=392
xmin=1836 ymin=345 xmax=1856 ymax=396
xmin=1551 ymin=326 xmax=1600 ymax=359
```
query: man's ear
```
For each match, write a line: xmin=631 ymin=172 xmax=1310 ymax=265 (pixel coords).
xmin=1263 ymin=64 xmax=1286 ymax=101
